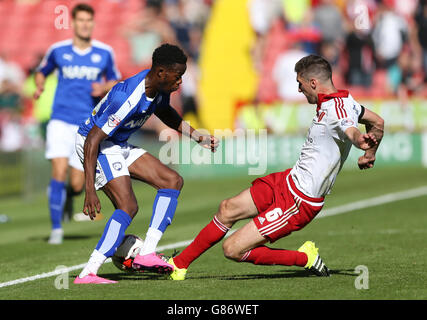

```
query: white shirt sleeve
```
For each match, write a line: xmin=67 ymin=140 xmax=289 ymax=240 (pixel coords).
xmin=327 ymin=98 xmax=360 ymax=142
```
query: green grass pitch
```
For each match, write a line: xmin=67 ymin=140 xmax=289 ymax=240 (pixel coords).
xmin=0 ymin=166 xmax=426 ymax=300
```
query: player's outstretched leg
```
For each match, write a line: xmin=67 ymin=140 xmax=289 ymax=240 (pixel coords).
xmin=223 ymin=221 xmax=330 ymax=277
xmin=168 ymin=188 xmax=257 ymax=280
xmin=168 ymin=215 xmax=230 ymax=280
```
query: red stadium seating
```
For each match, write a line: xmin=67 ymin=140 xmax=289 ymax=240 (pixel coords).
xmin=0 ymin=0 xmax=144 ymax=78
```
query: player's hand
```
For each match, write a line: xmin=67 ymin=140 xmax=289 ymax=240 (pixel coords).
xmin=358 ymin=153 xmax=376 ymax=170
xmin=357 ymin=133 xmax=378 ymax=150
xmin=198 ymin=135 xmax=219 ymax=152
xmin=83 ymin=189 xmax=101 ymax=220
xmin=33 ymin=85 xmax=44 ymax=100
xmin=91 ymin=82 xmax=105 ymax=97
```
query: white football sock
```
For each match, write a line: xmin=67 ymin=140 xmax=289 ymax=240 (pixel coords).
xmin=139 ymin=227 xmax=163 ymax=256
xmin=79 ymin=249 xmax=107 ymax=278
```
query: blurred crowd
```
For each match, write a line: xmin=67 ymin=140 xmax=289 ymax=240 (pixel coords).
xmin=1 ymin=0 xmax=427 ymax=152
xmin=250 ymin=0 xmax=427 ymax=104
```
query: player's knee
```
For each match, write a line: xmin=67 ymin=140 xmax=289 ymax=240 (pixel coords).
xmin=161 ymin=171 xmax=184 ymax=191
xmin=217 ymin=199 xmax=236 ymax=225
xmin=121 ymin=202 xmax=139 ymax=218
xmin=69 ymin=182 xmax=84 ymax=195
xmin=222 ymin=239 xmax=242 ymax=262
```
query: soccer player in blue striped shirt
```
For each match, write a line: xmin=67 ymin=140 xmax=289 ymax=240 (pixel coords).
xmin=34 ymin=3 xmax=121 ymax=244
xmin=74 ymin=43 xmax=218 ymax=284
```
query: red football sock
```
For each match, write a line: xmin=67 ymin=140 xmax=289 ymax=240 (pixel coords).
xmin=240 ymin=245 xmax=308 ymax=267
xmin=173 ymin=216 xmax=229 ymax=269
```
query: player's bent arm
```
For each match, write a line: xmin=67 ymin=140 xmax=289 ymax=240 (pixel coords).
xmin=359 ymin=108 xmax=384 ymax=155
xmin=345 ymin=127 xmax=377 ymax=150
xmin=154 ymin=104 xmax=182 ymax=132
xmin=154 ymin=104 xmax=217 ymax=147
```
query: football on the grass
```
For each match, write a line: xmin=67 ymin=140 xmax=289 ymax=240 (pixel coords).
xmin=112 ymin=234 xmax=144 ymax=272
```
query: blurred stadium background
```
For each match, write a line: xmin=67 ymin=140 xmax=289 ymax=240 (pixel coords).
xmin=0 ymin=0 xmax=427 ymax=300
xmin=1 ymin=0 xmax=427 ymax=199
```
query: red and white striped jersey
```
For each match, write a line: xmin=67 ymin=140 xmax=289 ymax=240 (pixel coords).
xmin=290 ymin=90 xmax=364 ymax=198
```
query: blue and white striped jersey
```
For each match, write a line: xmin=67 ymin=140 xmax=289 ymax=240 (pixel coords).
xmin=78 ymin=69 xmax=170 ymax=145
xmin=37 ymin=39 xmax=121 ymax=125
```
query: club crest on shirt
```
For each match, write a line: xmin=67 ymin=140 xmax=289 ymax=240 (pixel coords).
xmin=108 ymin=114 xmax=121 ymax=127
xmin=91 ymin=53 xmax=102 ymax=63
xmin=341 ymin=118 xmax=354 ymax=127
xmin=62 ymin=53 xmax=73 ymax=61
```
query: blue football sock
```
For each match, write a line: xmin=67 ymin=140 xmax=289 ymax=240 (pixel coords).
xmin=149 ymin=188 xmax=180 ymax=233
xmin=48 ymin=179 xmax=66 ymax=230
xmin=95 ymin=209 xmax=132 ymax=258
xmin=140 ymin=189 xmax=180 ymax=255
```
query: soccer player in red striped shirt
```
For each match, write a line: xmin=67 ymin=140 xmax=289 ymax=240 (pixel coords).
xmin=168 ymin=55 xmax=384 ymax=280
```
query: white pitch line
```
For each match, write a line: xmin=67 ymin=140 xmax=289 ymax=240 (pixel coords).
xmin=1 ymin=185 xmax=426 ymax=289
xmin=318 ymin=185 xmax=427 ymax=218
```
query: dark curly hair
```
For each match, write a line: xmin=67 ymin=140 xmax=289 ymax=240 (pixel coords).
xmin=152 ymin=43 xmax=187 ymax=68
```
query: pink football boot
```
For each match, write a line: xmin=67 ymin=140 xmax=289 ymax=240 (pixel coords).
xmin=132 ymin=253 xmax=174 ymax=274
xmin=73 ymin=273 xmax=118 ymax=284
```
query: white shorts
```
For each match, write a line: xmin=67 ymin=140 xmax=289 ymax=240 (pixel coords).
xmin=45 ymin=119 xmax=83 ymax=171
xmin=75 ymin=133 xmax=147 ymax=190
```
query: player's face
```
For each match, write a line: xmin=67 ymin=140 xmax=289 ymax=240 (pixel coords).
xmin=159 ymin=63 xmax=187 ymax=93
xmin=72 ymin=11 xmax=94 ymax=41
xmin=296 ymin=75 xmax=317 ymax=104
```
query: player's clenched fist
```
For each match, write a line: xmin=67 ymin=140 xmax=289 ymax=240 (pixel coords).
xmin=358 ymin=153 xmax=376 ymax=170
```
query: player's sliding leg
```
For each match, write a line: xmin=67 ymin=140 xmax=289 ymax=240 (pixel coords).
xmin=128 ymin=153 xmax=183 ymax=273
xmin=223 ymin=220 xmax=330 ymax=276
xmin=75 ymin=176 xmax=136 ymax=284
xmin=169 ymin=188 xmax=258 ymax=280
xmin=223 ymin=220 xmax=307 ymax=266
xmin=47 ymin=158 xmax=69 ymax=245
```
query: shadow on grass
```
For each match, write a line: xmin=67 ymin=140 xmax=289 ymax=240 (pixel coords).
xmin=71 ymin=272 xmax=167 ymax=281
xmin=29 ymin=234 xmax=99 ymax=242
xmin=70 ymin=269 xmax=358 ymax=282
xmin=190 ymin=269 xmax=357 ymax=280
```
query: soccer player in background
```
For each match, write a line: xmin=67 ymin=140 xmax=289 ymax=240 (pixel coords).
xmin=34 ymin=3 xmax=121 ymax=244
xmin=168 ymin=55 xmax=385 ymax=280
xmin=73 ymin=44 xmax=219 ymax=284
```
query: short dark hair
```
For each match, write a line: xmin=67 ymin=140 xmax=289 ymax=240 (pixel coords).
xmin=72 ymin=3 xmax=95 ymax=19
xmin=294 ymin=55 xmax=332 ymax=82
xmin=152 ymin=43 xmax=187 ymax=68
